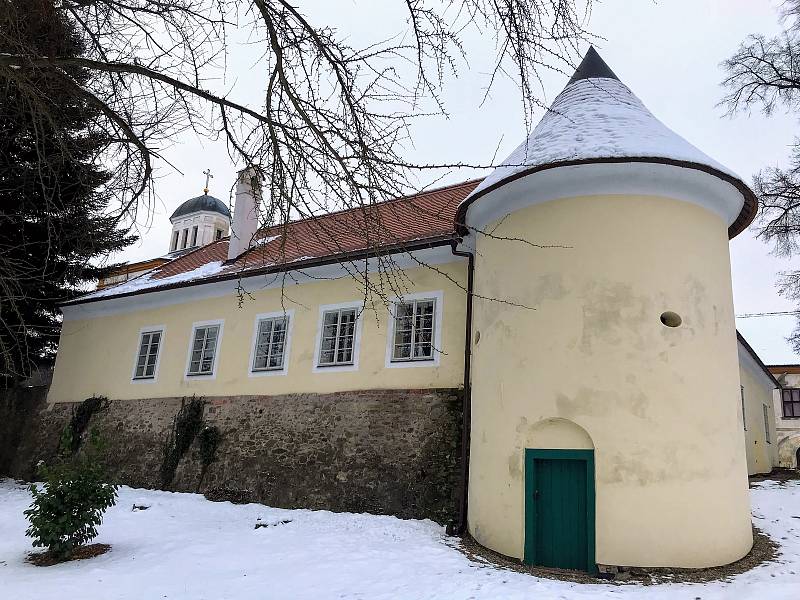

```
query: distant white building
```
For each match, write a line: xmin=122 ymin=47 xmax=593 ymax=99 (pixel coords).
xmin=768 ymin=365 xmax=800 ymax=468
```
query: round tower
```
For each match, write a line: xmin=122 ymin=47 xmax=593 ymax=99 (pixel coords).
xmin=458 ymin=48 xmax=756 ymax=570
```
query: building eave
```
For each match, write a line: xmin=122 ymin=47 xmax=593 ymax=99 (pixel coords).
xmin=737 ymin=330 xmax=782 ymax=388
xmin=62 ymin=235 xmax=457 ymax=308
xmin=456 ymin=156 xmax=757 ymax=240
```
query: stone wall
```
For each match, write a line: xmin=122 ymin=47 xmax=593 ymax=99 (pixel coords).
xmin=0 ymin=386 xmax=49 ymax=474
xmin=1 ymin=388 xmax=463 ymax=523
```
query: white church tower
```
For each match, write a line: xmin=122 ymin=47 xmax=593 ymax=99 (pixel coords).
xmin=168 ymin=171 xmax=231 ymax=253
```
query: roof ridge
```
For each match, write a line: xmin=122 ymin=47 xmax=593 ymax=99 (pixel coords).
xmin=253 ymin=178 xmax=483 ymax=237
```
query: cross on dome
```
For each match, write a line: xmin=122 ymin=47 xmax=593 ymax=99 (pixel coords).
xmin=203 ymin=168 xmax=214 ymax=195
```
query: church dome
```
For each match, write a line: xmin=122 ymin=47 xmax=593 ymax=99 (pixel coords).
xmin=170 ymin=194 xmax=231 ymax=221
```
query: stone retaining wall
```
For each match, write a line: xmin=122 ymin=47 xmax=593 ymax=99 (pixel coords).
xmin=1 ymin=388 xmax=463 ymax=523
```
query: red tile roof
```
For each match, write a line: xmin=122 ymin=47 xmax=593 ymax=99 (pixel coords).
xmin=73 ymin=179 xmax=481 ymax=304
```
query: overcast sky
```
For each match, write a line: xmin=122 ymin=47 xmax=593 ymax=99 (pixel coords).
xmin=115 ymin=0 xmax=800 ymax=364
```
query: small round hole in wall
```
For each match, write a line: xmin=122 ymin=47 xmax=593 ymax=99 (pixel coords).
xmin=660 ymin=311 xmax=682 ymax=328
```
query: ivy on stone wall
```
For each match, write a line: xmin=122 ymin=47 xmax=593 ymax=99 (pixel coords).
xmin=159 ymin=397 xmax=205 ymax=489
xmin=196 ymin=425 xmax=222 ymax=490
xmin=68 ymin=396 xmax=107 ymax=453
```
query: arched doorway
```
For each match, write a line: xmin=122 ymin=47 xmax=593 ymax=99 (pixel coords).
xmin=524 ymin=419 xmax=595 ymax=572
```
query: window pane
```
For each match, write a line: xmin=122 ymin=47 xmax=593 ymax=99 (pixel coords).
xmin=134 ymin=330 xmax=162 ymax=379
xmin=252 ymin=317 xmax=289 ymax=371
xmin=188 ymin=325 xmax=220 ymax=374
xmin=337 ymin=346 xmax=352 ymax=364
xmin=392 ymin=298 xmax=435 ymax=362
xmin=319 ymin=335 xmax=336 ymax=364
xmin=319 ymin=309 xmax=357 ymax=365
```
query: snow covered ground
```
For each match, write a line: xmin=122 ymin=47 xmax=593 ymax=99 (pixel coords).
xmin=1 ymin=479 xmax=798 ymax=600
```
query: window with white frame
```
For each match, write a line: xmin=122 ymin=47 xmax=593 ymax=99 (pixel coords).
xmin=187 ymin=324 xmax=220 ymax=376
xmin=318 ymin=308 xmax=357 ymax=366
xmin=191 ymin=225 xmax=198 ymax=247
xmin=133 ymin=330 xmax=162 ymax=379
xmin=252 ymin=316 xmax=289 ymax=371
xmin=391 ymin=298 xmax=436 ymax=361
xmin=763 ymin=404 xmax=771 ymax=443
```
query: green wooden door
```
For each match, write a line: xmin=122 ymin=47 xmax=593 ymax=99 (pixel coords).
xmin=524 ymin=449 xmax=595 ymax=572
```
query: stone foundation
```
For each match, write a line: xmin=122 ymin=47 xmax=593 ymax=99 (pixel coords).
xmin=0 ymin=388 xmax=463 ymax=523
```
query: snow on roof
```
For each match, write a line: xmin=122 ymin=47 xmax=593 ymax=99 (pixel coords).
xmin=459 ymin=47 xmax=755 ymax=238
xmin=82 ymin=261 xmax=225 ymax=300
xmin=69 ymin=180 xmax=481 ymax=305
xmin=470 ymin=56 xmax=738 ymax=199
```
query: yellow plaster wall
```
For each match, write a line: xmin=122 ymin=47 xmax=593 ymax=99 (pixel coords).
xmin=48 ymin=262 xmax=467 ymax=402
xmin=468 ymin=194 xmax=753 ymax=568
xmin=739 ymin=362 xmax=778 ymax=475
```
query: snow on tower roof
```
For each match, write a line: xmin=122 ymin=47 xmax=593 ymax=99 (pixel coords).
xmin=457 ymin=47 xmax=756 ymax=238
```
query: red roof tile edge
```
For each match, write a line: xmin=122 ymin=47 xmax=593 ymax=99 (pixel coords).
xmin=66 ymin=179 xmax=482 ymax=306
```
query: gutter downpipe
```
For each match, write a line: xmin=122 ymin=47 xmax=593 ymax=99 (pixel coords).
xmin=447 ymin=236 xmax=474 ymax=536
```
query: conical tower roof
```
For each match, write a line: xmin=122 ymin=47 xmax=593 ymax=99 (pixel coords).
xmin=458 ymin=47 xmax=755 ymax=238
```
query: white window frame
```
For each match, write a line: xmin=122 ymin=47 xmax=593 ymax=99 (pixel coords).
xmin=171 ymin=231 xmax=179 ymax=252
xmin=131 ymin=325 xmax=165 ymax=383
xmin=191 ymin=225 xmax=198 ymax=247
xmin=181 ymin=228 xmax=189 ymax=249
xmin=313 ymin=301 xmax=363 ymax=373
xmin=248 ymin=310 xmax=294 ymax=377
xmin=184 ymin=319 xmax=224 ymax=380
xmin=385 ymin=291 xmax=443 ymax=369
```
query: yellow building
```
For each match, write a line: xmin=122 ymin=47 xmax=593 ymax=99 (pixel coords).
xmin=738 ymin=333 xmax=779 ymax=475
xmin=48 ymin=48 xmax=770 ymax=573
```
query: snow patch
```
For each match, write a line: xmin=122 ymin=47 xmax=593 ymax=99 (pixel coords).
xmin=252 ymin=235 xmax=281 ymax=247
xmin=80 ymin=261 xmax=225 ymax=300
xmin=1 ymin=479 xmax=798 ymax=599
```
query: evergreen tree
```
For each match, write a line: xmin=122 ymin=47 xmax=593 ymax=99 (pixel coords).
xmin=0 ymin=0 xmax=134 ymax=383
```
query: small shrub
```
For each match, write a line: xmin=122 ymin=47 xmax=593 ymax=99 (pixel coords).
xmin=24 ymin=428 xmax=118 ymax=561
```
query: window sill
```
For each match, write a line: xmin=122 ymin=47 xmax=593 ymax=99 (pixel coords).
xmin=312 ymin=361 xmax=359 ymax=373
xmin=386 ymin=356 xmax=439 ymax=369
xmin=249 ymin=367 xmax=288 ymax=378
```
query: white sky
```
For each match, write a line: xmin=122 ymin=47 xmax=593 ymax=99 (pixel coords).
xmin=115 ymin=0 xmax=800 ymax=364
